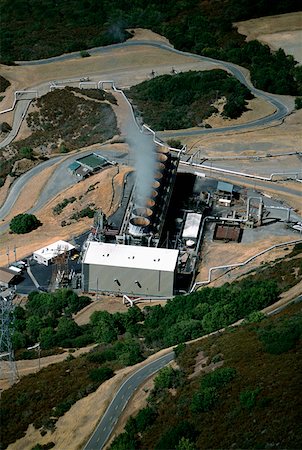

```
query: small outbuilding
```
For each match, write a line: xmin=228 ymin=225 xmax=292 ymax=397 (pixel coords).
xmin=82 ymin=241 xmax=179 ymax=297
xmin=33 ymin=240 xmax=75 ymax=266
xmin=217 ymin=181 xmax=233 ymax=206
xmin=0 ymin=267 xmax=20 ymax=288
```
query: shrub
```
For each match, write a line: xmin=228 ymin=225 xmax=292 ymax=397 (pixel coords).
xmin=239 ymin=387 xmax=261 ymax=410
xmin=200 ymin=367 xmax=237 ymax=390
xmin=89 ymin=366 xmax=114 ymax=383
xmin=295 ymin=97 xmax=302 ymax=109
xmin=80 ymin=50 xmax=90 ymax=58
xmin=190 ymin=386 xmax=219 ymax=412
xmin=19 ymin=146 xmax=33 ymax=159
xmin=10 ymin=213 xmax=42 ymax=234
xmin=257 ymin=316 xmax=302 ymax=354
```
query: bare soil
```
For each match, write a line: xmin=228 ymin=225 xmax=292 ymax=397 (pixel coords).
xmin=0 ymin=164 xmax=131 ymax=266
xmin=196 ymin=235 xmax=297 ymax=286
xmin=9 ymin=347 xmax=174 ymax=450
xmin=74 ymin=297 xmax=128 ymax=326
xmin=235 ymin=12 xmax=302 ymax=63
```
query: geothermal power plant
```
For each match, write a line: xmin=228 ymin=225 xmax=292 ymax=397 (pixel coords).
xmin=81 ymin=138 xmax=200 ymax=298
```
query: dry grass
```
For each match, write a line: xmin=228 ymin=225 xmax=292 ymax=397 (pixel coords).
xmin=0 ymin=165 xmax=131 ymax=266
xmin=235 ymin=12 xmax=302 ymax=63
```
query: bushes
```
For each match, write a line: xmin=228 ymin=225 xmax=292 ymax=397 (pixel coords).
xmin=239 ymin=387 xmax=261 ymax=410
xmin=191 ymin=366 xmax=236 ymax=413
xmin=10 ymin=213 xmax=41 ymax=234
xmin=200 ymin=367 xmax=237 ymax=390
xmin=89 ymin=366 xmax=114 ymax=383
xmin=52 ymin=197 xmax=77 ymax=215
xmin=128 ymin=70 xmax=253 ymax=130
xmin=257 ymin=314 xmax=302 ymax=355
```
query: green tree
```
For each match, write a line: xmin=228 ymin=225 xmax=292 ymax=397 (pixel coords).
xmin=154 ymin=366 xmax=182 ymax=390
xmin=26 ymin=315 xmax=43 ymax=341
xmin=19 ymin=146 xmax=33 ymax=159
xmin=10 ymin=213 xmax=41 ymax=234
xmin=295 ymin=97 xmax=302 ymax=109
xmin=190 ymin=386 xmax=218 ymax=413
xmin=39 ymin=327 xmax=56 ymax=349
xmin=91 ymin=311 xmax=119 ymax=343
xmin=56 ymin=317 xmax=81 ymax=342
xmin=110 ymin=432 xmax=136 ymax=450
xmin=89 ymin=366 xmax=114 ymax=383
xmin=176 ymin=437 xmax=197 ymax=450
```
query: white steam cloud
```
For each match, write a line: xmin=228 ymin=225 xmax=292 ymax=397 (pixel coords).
xmin=125 ymin=119 xmax=156 ymax=207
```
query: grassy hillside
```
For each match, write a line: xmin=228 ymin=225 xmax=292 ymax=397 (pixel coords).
xmin=128 ymin=69 xmax=253 ymax=130
xmin=1 ymin=1 xmax=301 ymax=95
xmin=2 ymin=244 xmax=301 ymax=448
xmin=110 ymin=301 xmax=302 ymax=449
xmin=0 ymin=87 xmax=118 ymax=185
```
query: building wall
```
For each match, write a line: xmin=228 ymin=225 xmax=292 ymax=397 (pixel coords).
xmin=33 ymin=253 xmax=50 ymax=266
xmin=82 ymin=263 xmax=175 ymax=297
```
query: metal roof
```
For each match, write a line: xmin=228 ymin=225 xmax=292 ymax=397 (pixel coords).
xmin=68 ymin=161 xmax=81 ymax=171
xmin=217 ymin=181 xmax=233 ymax=193
xmin=33 ymin=240 xmax=75 ymax=260
xmin=182 ymin=213 xmax=203 ymax=239
xmin=76 ymin=153 xmax=109 ymax=170
xmin=0 ymin=268 xmax=18 ymax=284
xmin=83 ymin=242 xmax=179 ymax=272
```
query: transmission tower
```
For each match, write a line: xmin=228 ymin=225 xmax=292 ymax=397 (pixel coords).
xmin=0 ymin=293 xmax=18 ymax=387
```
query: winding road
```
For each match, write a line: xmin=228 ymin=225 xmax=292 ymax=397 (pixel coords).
xmin=0 ymin=39 xmax=298 ymax=223
xmin=83 ymin=351 xmax=175 ymax=450
xmin=0 ymin=39 xmax=300 ymax=449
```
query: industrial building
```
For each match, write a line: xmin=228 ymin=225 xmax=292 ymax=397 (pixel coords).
xmin=80 ymin=144 xmax=201 ymax=297
xmin=68 ymin=153 xmax=112 ymax=180
xmin=33 ymin=240 xmax=75 ymax=266
xmin=82 ymin=241 xmax=179 ymax=297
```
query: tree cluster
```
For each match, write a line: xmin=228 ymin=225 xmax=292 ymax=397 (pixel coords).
xmin=10 ymin=213 xmax=42 ymax=234
xmin=13 ymin=289 xmax=92 ymax=351
xmin=128 ymin=70 xmax=253 ymax=130
xmin=1 ymin=1 xmax=300 ymax=97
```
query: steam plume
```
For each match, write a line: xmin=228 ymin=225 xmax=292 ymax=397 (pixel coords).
xmin=125 ymin=119 xmax=156 ymax=207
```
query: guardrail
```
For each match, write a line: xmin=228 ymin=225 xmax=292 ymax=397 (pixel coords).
xmin=191 ymin=238 xmax=302 ymax=291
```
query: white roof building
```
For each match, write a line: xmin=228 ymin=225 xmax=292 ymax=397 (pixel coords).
xmin=33 ymin=240 xmax=75 ymax=266
xmin=182 ymin=213 xmax=203 ymax=240
xmin=82 ymin=242 xmax=179 ymax=297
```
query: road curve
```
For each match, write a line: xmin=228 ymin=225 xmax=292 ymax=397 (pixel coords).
xmin=82 ymin=291 xmax=302 ymax=450
xmin=83 ymin=351 xmax=174 ymax=450
xmin=0 ymin=39 xmax=295 ymax=224
xmin=16 ymin=39 xmax=290 ymax=128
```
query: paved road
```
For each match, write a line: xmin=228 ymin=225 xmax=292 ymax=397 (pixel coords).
xmin=16 ymin=40 xmax=290 ymax=127
xmin=82 ymin=289 xmax=302 ymax=450
xmin=0 ymin=39 xmax=297 ymax=225
xmin=178 ymin=162 xmax=302 ymax=207
xmin=83 ymin=351 xmax=174 ymax=450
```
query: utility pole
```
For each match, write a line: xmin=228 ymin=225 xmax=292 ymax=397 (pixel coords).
xmin=6 ymin=247 xmax=9 ymax=267
xmin=0 ymin=293 xmax=18 ymax=387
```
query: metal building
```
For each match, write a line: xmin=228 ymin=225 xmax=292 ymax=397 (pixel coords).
xmin=33 ymin=240 xmax=75 ymax=266
xmin=82 ymin=241 xmax=179 ymax=297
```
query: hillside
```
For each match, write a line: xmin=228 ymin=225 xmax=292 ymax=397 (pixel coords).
xmin=127 ymin=70 xmax=253 ymax=130
xmin=110 ymin=301 xmax=302 ymax=449
xmin=1 ymin=1 xmax=301 ymax=95
xmin=0 ymin=88 xmax=118 ymax=183
xmin=1 ymin=244 xmax=301 ymax=448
